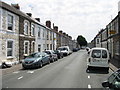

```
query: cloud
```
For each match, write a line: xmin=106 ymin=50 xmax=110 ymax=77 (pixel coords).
xmin=2 ymin=0 xmax=119 ymax=42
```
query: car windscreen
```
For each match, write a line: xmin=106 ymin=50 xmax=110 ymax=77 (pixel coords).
xmin=44 ymin=51 xmax=51 ymax=54
xmin=58 ymin=48 xmax=68 ymax=51
xmin=91 ymin=50 xmax=101 ymax=58
xmin=27 ymin=53 xmax=41 ymax=58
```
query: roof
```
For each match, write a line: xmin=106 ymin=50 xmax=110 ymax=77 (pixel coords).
xmin=0 ymin=1 xmax=46 ymax=28
xmin=91 ymin=47 xmax=108 ymax=51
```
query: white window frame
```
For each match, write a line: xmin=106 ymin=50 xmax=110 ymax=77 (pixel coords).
xmin=31 ymin=41 xmax=35 ymax=53
xmin=31 ymin=24 xmax=35 ymax=36
xmin=24 ymin=20 xmax=29 ymax=35
xmin=24 ymin=41 xmax=29 ymax=55
xmin=38 ymin=44 xmax=41 ymax=52
xmin=38 ymin=27 xmax=41 ymax=38
xmin=6 ymin=39 xmax=14 ymax=58
xmin=7 ymin=12 xmax=15 ymax=32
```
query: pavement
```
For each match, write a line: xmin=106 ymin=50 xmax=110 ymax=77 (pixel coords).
xmin=2 ymin=63 xmax=22 ymax=75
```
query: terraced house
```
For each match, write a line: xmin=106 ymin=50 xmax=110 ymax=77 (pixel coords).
xmin=0 ymin=1 xmax=77 ymax=65
xmin=90 ymin=9 xmax=120 ymax=68
xmin=0 ymin=1 xmax=19 ymax=64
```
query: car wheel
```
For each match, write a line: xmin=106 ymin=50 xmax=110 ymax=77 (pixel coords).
xmin=39 ymin=62 xmax=43 ymax=68
xmin=48 ymin=60 xmax=50 ymax=64
xmin=105 ymin=67 xmax=109 ymax=72
xmin=52 ymin=59 xmax=54 ymax=62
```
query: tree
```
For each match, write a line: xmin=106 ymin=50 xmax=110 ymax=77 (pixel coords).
xmin=77 ymin=35 xmax=87 ymax=47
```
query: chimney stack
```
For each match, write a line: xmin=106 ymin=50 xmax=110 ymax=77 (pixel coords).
xmin=54 ymin=26 xmax=58 ymax=32
xmin=35 ymin=18 xmax=40 ymax=22
xmin=11 ymin=4 xmax=20 ymax=10
xmin=26 ymin=13 xmax=32 ymax=17
xmin=59 ymin=30 xmax=63 ymax=34
xmin=46 ymin=21 xmax=51 ymax=28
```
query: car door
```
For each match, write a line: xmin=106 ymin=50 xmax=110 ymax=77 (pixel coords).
xmin=91 ymin=49 xmax=102 ymax=65
xmin=101 ymin=50 xmax=109 ymax=65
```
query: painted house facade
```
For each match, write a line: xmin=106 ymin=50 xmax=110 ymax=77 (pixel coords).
xmin=90 ymin=12 xmax=120 ymax=68
xmin=0 ymin=1 xmax=77 ymax=65
xmin=0 ymin=1 xmax=19 ymax=64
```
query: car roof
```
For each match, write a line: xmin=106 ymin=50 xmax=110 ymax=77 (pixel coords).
xmin=91 ymin=47 xmax=108 ymax=51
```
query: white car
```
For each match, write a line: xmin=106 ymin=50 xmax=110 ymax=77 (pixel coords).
xmin=87 ymin=47 xmax=110 ymax=71
xmin=58 ymin=46 xmax=72 ymax=56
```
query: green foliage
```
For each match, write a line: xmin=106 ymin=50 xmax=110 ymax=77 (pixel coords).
xmin=77 ymin=35 xmax=87 ymax=47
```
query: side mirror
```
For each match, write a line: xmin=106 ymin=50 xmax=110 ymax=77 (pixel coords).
xmin=102 ymin=81 xmax=110 ymax=87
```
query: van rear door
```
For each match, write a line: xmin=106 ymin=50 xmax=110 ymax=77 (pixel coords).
xmin=101 ymin=50 xmax=109 ymax=65
xmin=91 ymin=49 xmax=102 ymax=65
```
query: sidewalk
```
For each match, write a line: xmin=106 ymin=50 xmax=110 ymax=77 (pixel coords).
xmin=109 ymin=63 xmax=119 ymax=72
xmin=2 ymin=63 xmax=22 ymax=75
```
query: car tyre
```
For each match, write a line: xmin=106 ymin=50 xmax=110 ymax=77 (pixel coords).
xmin=48 ymin=60 xmax=50 ymax=64
xmin=39 ymin=62 xmax=43 ymax=68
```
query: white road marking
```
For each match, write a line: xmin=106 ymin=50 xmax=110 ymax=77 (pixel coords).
xmin=88 ymin=75 xmax=90 ymax=79
xmin=88 ymin=84 xmax=91 ymax=89
xmin=13 ymin=71 xmax=20 ymax=74
xmin=6 ymin=87 xmax=8 ymax=88
xmin=18 ymin=76 xmax=23 ymax=80
xmin=27 ymin=71 xmax=34 ymax=74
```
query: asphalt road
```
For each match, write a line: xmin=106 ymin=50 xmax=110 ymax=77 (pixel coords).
xmin=2 ymin=50 xmax=113 ymax=88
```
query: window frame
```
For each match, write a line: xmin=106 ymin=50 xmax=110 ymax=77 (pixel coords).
xmin=7 ymin=13 xmax=14 ymax=32
xmin=24 ymin=20 xmax=29 ymax=35
xmin=31 ymin=24 xmax=35 ymax=36
xmin=24 ymin=41 xmax=29 ymax=55
xmin=6 ymin=39 xmax=14 ymax=58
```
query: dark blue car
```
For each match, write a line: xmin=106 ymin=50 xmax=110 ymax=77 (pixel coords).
xmin=22 ymin=52 xmax=50 ymax=69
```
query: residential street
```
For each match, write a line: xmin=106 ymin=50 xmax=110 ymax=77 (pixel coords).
xmin=2 ymin=50 xmax=113 ymax=88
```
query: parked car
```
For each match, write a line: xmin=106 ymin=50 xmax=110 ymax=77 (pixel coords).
xmin=44 ymin=50 xmax=58 ymax=62
xmin=58 ymin=46 xmax=72 ymax=56
xmin=87 ymin=47 xmax=110 ymax=72
xmin=72 ymin=48 xmax=78 ymax=52
xmin=22 ymin=52 xmax=50 ymax=69
xmin=54 ymin=50 xmax=63 ymax=59
xmin=102 ymin=69 xmax=120 ymax=90
xmin=86 ymin=47 xmax=91 ymax=54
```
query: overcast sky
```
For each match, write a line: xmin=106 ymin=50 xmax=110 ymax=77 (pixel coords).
xmin=2 ymin=0 xmax=119 ymax=42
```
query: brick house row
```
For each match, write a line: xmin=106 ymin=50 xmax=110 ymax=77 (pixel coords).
xmin=0 ymin=1 xmax=77 ymax=64
xmin=89 ymin=11 xmax=120 ymax=68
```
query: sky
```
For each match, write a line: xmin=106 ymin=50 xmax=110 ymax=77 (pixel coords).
xmin=2 ymin=0 xmax=120 ymax=42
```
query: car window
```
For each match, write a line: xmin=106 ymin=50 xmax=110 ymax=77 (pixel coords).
xmin=111 ymin=73 xmax=120 ymax=89
xmin=27 ymin=53 xmax=38 ymax=58
xmin=45 ymin=51 xmax=51 ymax=54
xmin=102 ymin=50 xmax=107 ymax=58
xmin=108 ymin=73 xmax=116 ymax=84
xmin=91 ymin=50 xmax=101 ymax=58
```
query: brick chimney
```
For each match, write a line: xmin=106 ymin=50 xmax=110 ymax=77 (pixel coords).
xmin=26 ymin=13 xmax=32 ymax=17
xmin=46 ymin=21 xmax=51 ymax=28
xmin=54 ymin=26 xmax=58 ymax=32
xmin=11 ymin=4 xmax=20 ymax=10
xmin=59 ymin=30 xmax=63 ymax=34
xmin=35 ymin=18 xmax=40 ymax=22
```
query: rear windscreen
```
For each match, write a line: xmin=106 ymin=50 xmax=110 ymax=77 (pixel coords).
xmin=92 ymin=50 xmax=101 ymax=58
xmin=102 ymin=50 xmax=107 ymax=58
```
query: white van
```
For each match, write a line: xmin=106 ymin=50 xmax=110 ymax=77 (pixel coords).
xmin=87 ymin=47 xmax=109 ymax=71
xmin=58 ymin=46 xmax=72 ymax=56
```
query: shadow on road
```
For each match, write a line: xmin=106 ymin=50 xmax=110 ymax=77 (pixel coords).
xmin=86 ymin=67 xmax=109 ymax=74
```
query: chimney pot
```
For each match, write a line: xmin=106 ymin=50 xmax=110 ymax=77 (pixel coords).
xmin=26 ymin=13 xmax=32 ymax=17
xmin=11 ymin=4 xmax=20 ymax=10
xmin=35 ymin=18 xmax=40 ymax=22
xmin=46 ymin=21 xmax=51 ymax=28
